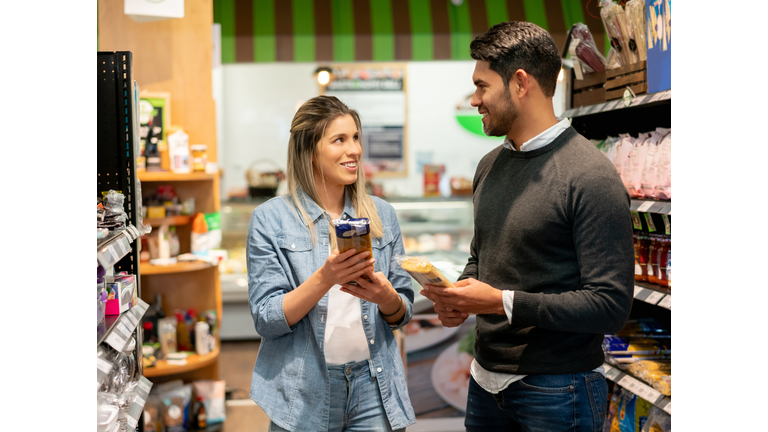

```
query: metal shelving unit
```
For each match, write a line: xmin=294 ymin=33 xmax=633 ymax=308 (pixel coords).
xmin=98 ymin=50 xmax=147 ymax=432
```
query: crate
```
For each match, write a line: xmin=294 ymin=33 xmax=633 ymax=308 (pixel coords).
xmin=571 ymin=70 xmax=606 ymax=108
xmin=605 ymin=60 xmax=647 ymax=101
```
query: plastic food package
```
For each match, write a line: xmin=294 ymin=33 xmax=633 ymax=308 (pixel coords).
xmin=192 ymin=380 xmax=227 ymax=424
xmin=143 ymin=396 xmax=163 ymax=432
xmin=570 ymin=23 xmax=607 ymax=73
xmin=617 ymin=389 xmax=653 ymax=432
xmin=100 ymin=190 xmax=128 ymax=229
xmin=624 ymin=133 xmax=652 ymax=198
xmin=640 ymin=406 xmax=671 ymax=432
xmin=156 ymin=384 xmax=194 ymax=432
xmin=625 ymin=0 xmax=648 ymax=62
xmin=602 ymin=335 xmax=670 ymax=356
xmin=653 ymin=130 xmax=672 ymax=200
xmin=333 ymin=218 xmax=374 ymax=284
xmin=602 ymin=383 xmax=623 ymax=432
xmin=600 ymin=0 xmax=637 ymax=67
xmin=395 ymin=255 xmax=454 ymax=288
xmin=639 ymin=131 xmax=663 ymax=198
xmin=612 ymin=134 xmax=634 ymax=182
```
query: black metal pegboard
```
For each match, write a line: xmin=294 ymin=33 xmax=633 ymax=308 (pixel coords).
xmin=97 ymin=51 xmax=145 ymax=432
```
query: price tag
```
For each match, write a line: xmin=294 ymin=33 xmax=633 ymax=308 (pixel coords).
xmin=124 ymin=312 xmax=138 ymax=327
xmin=663 ymin=401 xmax=672 ymax=415
xmin=661 ymin=214 xmax=671 ymax=235
xmin=108 ymin=246 xmax=119 ymax=263
xmin=657 ymin=295 xmax=672 ymax=310
xmin=645 ymin=291 xmax=665 ymax=304
xmin=135 ymin=396 xmax=147 ymax=409
xmin=114 ymin=239 xmax=126 ymax=256
xmin=126 ymin=415 xmax=138 ymax=428
xmin=120 ymin=320 xmax=133 ymax=334
xmin=634 ymin=286 xmax=644 ymax=297
xmin=637 ymin=201 xmax=654 ymax=213
xmin=105 ymin=332 xmax=124 ymax=350
xmin=138 ymin=379 xmax=152 ymax=393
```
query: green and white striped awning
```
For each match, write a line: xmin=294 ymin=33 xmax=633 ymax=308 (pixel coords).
xmin=213 ymin=0 xmax=608 ymax=63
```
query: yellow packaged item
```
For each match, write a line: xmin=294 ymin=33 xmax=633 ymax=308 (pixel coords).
xmin=395 ymin=255 xmax=454 ymax=288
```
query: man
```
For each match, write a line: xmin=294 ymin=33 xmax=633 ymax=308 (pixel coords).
xmin=420 ymin=21 xmax=634 ymax=431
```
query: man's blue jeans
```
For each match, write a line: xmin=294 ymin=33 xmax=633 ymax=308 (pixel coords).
xmin=465 ymin=371 xmax=608 ymax=432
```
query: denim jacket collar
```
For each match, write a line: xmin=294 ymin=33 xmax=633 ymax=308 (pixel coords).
xmin=297 ymin=186 xmax=356 ymax=225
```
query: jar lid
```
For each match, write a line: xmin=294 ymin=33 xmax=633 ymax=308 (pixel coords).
xmin=190 ymin=145 xmax=208 ymax=151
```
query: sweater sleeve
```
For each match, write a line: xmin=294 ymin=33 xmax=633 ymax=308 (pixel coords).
xmin=511 ymin=162 xmax=635 ymax=334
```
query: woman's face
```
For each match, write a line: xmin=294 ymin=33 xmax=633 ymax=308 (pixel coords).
xmin=314 ymin=114 xmax=362 ymax=189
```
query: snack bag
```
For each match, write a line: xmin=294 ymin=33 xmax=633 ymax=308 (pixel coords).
xmin=395 ymin=255 xmax=454 ymax=288
xmin=333 ymin=218 xmax=374 ymax=284
xmin=640 ymin=406 xmax=671 ymax=432
xmin=624 ymin=133 xmax=652 ymax=198
xmin=617 ymin=389 xmax=652 ymax=432
xmin=613 ymin=134 xmax=634 ymax=181
xmin=654 ymin=130 xmax=672 ymax=200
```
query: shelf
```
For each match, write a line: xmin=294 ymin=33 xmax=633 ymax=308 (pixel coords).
xmin=138 ymin=171 xmax=215 ymax=182
xmin=631 ymin=199 xmax=671 ymax=215
xmin=564 ymin=90 xmax=671 ymax=119
xmin=603 ymin=363 xmax=671 ymax=415
xmin=633 ymin=284 xmax=671 ymax=310
xmin=97 ymin=225 xmax=141 ymax=269
xmin=144 ymin=215 xmax=193 ymax=226
xmin=143 ymin=347 xmax=220 ymax=377
xmin=399 ymin=223 xmax=473 ymax=234
xmin=141 ymin=261 xmax=214 ymax=275
xmin=98 ymin=299 xmax=150 ymax=351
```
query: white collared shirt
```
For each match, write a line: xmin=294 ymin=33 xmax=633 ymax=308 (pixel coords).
xmin=471 ymin=118 xmax=604 ymax=394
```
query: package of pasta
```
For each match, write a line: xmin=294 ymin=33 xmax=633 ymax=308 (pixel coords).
xmin=333 ymin=218 xmax=374 ymax=283
xmin=395 ymin=255 xmax=454 ymax=288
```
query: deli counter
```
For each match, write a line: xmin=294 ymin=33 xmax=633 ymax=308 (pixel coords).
xmin=217 ymin=197 xmax=474 ymax=340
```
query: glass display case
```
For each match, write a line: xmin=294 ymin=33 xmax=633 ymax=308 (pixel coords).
xmin=216 ymin=196 xmax=475 ymax=339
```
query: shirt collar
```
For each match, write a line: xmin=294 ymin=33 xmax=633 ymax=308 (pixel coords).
xmin=297 ymin=187 xmax=356 ymax=226
xmin=503 ymin=118 xmax=571 ymax=152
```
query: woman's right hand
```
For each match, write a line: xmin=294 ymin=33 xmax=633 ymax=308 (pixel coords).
xmin=316 ymin=248 xmax=375 ymax=287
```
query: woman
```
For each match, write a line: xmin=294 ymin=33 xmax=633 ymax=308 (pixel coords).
xmin=246 ymin=95 xmax=416 ymax=432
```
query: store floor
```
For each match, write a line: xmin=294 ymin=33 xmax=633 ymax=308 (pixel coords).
xmin=218 ymin=340 xmax=269 ymax=432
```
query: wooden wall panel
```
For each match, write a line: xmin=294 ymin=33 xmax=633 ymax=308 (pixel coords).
xmin=97 ymin=0 xmax=218 ymax=163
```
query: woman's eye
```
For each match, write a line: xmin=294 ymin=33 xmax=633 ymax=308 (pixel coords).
xmin=354 ymin=135 xmax=359 ymax=141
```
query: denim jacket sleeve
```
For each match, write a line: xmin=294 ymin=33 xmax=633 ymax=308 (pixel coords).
xmin=378 ymin=201 xmax=414 ymax=332
xmin=246 ymin=209 xmax=294 ymax=340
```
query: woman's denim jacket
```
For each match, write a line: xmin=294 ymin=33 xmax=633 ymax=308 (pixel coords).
xmin=246 ymin=190 xmax=416 ymax=432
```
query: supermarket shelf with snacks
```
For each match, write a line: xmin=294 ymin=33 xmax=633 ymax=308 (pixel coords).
xmin=98 ymin=299 xmax=150 ymax=351
xmin=143 ymin=347 xmax=220 ymax=378
xmin=137 ymin=171 xmax=216 ymax=182
xmin=630 ymin=199 xmax=671 ymax=215
xmin=140 ymin=261 xmax=213 ymax=275
xmin=603 ymin=363 xmax=672 ymax=415
xmin=97 ymin=225 xmax=141 ymax=269
xmin=633 ymin=284 xmax=671 ymax=310
xmin=564 ymin=90 xmax=671 ymax=119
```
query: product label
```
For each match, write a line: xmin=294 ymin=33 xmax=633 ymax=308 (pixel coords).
xmin=138 ymin=379 xmax=152 ymax=393
xmin=645 ymin=291 xmax=665 ymax=304
xmin=658 ymin=295 xmax=671 ymax=310
xmin=661 ymin=214 xmax=670 ymax=235
xmin=631 ymin=212 xmax=643 ymax=230
xmin=635 ymin=262 xmax=642 ymax=275
xmin=647 ymin=263 xmax=654 ymax=277
xmin=637 ymin=201 xmax=654 ymax=213
xmin=644 ymin=213 xmax=657 ymax=232
xmin=97 ymin=358 xmax=113 ymax=373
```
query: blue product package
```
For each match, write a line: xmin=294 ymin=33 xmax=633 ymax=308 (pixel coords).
xmin=645 ymin=0 xmax=671 ymax=93
xmin=333 ymin=218 xmax=373 ymax=284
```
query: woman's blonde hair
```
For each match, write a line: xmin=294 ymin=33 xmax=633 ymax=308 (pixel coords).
xmin=286 ymin=95 xmax=383 ymax=248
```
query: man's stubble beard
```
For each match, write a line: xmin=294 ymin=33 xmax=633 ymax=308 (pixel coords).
xmin=483 ymin=89 xmax=518 ymax=137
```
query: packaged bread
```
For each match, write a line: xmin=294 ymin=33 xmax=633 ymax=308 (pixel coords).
xmin=395 ymin=255 xmax=454 ymax=288
xmin=333 ymin=218 xmax=373 ymax=283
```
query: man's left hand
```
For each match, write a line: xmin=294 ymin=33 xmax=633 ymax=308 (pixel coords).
xmin=422 ymin=278 xmax=505 ymax=315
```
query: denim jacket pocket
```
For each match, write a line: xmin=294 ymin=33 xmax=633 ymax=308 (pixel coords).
xmin=277 ymin=235 xmax=314 ymax=286
xmin=371 ymin=231 xmax=395 ymax=275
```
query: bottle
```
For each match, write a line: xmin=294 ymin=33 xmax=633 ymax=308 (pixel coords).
xmin=169 ymin=226 xmax=180 ymax=257
xmin=175 ymin=311 xmax=193 ymax=352
xmin=191 ymin=213 xmax=209 ymax=256
xmin=656 ymin=238 xmax=671 ymax=288
xmin=647 ymin=236 xmax=660 ymax=285
xmin=195 ymin=396 xmax=207 ymax=428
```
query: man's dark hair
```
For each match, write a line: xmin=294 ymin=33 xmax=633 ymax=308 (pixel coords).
xmin=470 ymin=21 xmax=561 ymax=97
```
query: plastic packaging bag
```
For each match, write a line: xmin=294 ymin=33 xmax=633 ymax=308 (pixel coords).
xmin=570 ymin=23 xmax=608 ymax=73
xmin=156 ymin=383 xmax=193 ymax=432
xmin=625 ymin=0 xmax=648 ymax=62
xmin=395 ymin=255 xmax=454 ymax=288
xmin=192 ymin=380 xmax=227 ymax=424
xmin=600 ymin=0 xmax=637 ymax=67
xmin=624 ymin=133 xmax=652 ymax=198
xmin=640 ymin=406 xmax=671 ymax=432
xmin=612 ymin=134 xmax=634 ymax=182
xmin=654 ymin=130 xmax=672 ymax=200
xmin=617 ymin=389 xmax=652 ymax=432
xmin=100 ymin=190 xmax=128 ymax=229
xmin=639 ymin=131 xmax=662 ymax=199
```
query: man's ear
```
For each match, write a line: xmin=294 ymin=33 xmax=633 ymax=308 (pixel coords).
xmin=511 ymin=69 xmax=529 ymax=99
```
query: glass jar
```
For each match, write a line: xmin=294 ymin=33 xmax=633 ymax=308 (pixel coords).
xmin=190 ymin=145 xmax=208 ymax=172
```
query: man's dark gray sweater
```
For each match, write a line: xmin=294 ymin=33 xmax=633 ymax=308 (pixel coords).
xmin=459 ymin=126 xmax=634 ymax=375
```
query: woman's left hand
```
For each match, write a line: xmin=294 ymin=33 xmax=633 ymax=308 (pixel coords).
xmin=340 ymin=271 xmax=401 ymax=312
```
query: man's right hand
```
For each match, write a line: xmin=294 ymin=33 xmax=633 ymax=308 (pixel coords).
xmin=433 ymin=303 xmax=469 ymax=328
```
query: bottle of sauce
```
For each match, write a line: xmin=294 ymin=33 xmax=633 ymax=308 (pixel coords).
xmin=195 ymin=396 xmax=207 ymax=428
xmin=656 ymin=238 xmax=671 ymax=288
xmin=647 ymin=236 xmax=660 ymax=285
xmin=634 ymin=234 xmax=650 ymax=282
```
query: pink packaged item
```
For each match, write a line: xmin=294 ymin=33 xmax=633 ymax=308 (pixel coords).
xmin=612 ymin=134 xmax=634 ymax=182
xmin=640 ymin=131 xmax=663 ymax=199
xmin=654 ymin=130 xmax=672 ymax=200
xmin=625 ymin=133 xmax=652 ymax=198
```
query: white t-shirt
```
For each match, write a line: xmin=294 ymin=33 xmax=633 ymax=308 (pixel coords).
xmin=323 ymin=245 xmax=371 ymax=365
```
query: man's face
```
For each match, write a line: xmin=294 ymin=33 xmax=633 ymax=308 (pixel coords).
xmin=470 ymin=60 xmax=518 ymax=137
